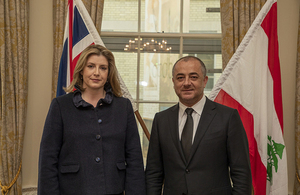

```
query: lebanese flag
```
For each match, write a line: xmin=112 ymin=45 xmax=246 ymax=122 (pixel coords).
xmin=208 ymin=0 xmax=288 ymax=194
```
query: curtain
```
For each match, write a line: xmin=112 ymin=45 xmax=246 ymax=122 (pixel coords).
xmin=293 ymin=5 xmax=300 ymax=195
xmin=220 ymin=0 xmax=266 ymax=69
xmin=52 ymin=0 xmax=105 ymax=99
xmin=0 ymin=1 xmax=29 ymax=195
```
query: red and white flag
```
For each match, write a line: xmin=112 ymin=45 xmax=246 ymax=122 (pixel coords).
xmin=209 ymin=0 xmax=287 ymax=194
xmin=56 ymin=0 xmax=136 ymax=110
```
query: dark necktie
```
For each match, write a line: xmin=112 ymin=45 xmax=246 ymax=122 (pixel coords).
xmin=181 ymin=108 xmax=194 ymax=160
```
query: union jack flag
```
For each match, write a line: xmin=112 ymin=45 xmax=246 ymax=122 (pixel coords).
xmin=56 ymin=0 xmax=104 ymax=97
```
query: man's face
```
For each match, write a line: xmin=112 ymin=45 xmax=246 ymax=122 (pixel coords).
xmin=172 ymin=59 xmax=208 ymax=107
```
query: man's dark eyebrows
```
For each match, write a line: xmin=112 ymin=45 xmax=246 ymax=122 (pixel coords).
xmin=189 ymin=72 xmax=200 ymax=76
xmin=175 ymin=73 xmax=184 ymax=77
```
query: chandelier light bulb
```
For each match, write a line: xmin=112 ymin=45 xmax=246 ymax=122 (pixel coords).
xmin=124 ymin=38 xmax=171 ymax=53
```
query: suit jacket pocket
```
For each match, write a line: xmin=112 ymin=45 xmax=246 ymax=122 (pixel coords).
xmin=113 ymin=162 xmax=126 ymax=192
xmin=60 ymin=164 xmax=80 ymax=173
xmin=210 ymin=185 xmax=232 ymax=195
xmin=116 ymin=161 xmax=126 ymax=170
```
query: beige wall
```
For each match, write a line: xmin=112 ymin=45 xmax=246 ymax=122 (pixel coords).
xmin=22 ymin=0 xmax=53 ymax=189
xmin=22 ymin=0 xmax=300 ymax=193
xmin=278 ymin=0 xmax=299 ymax=193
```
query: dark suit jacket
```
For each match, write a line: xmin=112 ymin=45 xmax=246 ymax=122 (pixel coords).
xmin=146 ymin=97 xmax=252 ymax=195
xmin=38 ymin=89 xmax=145 ymax=195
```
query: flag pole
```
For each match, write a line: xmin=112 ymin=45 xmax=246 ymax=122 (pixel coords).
xmin=134 ymin=110 xmax=150 ymax=140
xmin=117 ymin=72 xmax=151 ymax=140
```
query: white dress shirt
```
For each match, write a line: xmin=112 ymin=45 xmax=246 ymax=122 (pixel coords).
xmin=178 ymin=96 xmax=206 ymax=143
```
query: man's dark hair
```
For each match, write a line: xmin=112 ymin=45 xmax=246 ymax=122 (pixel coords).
xmin=172 ymin=56 xmax=207 ymax=77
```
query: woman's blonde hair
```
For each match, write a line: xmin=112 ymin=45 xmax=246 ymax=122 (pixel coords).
xmin=64 ymin=44 xmax=122 ymax=97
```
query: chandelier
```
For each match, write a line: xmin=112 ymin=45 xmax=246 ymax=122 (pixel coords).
xmin=124 ymin=38 xmax=172 ymax=52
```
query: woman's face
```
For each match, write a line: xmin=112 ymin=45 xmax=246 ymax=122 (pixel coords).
xmin=81 ymin=54 xmax=109 ymax=93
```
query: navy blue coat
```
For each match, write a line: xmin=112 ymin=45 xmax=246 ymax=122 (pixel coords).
xmin=38 ymin=88 xmax=146 ymax=195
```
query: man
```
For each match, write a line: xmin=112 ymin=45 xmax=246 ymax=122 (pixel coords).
xmin=145 ymin=56 xmax=252 ymax=195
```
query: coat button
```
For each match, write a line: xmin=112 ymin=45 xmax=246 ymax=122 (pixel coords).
xmin=98 ymin=119 xmax=102 ymax=123
xmin=96 ymin=135 xmax=101 ymax=140
xmin=95 ymin=157 xmax=101 ymax=162
xmin=185 ymin=169 xmax=190 ymax=174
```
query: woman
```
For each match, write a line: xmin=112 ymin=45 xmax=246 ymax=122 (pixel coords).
xmin=38 ymin=45 xmax=146 ymax=195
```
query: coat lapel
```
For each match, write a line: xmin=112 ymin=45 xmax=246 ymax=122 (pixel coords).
xmin=187 ymin=98 xmax=217 ymax=164
xmin=168 ymin=104 xmax=187 ymax=164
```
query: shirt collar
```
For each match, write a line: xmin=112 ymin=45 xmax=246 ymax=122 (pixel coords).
xmin=73 ymin=84 xmax=114 ymax=108
xmin=179 ymin=95 xmax=206 ymax=117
